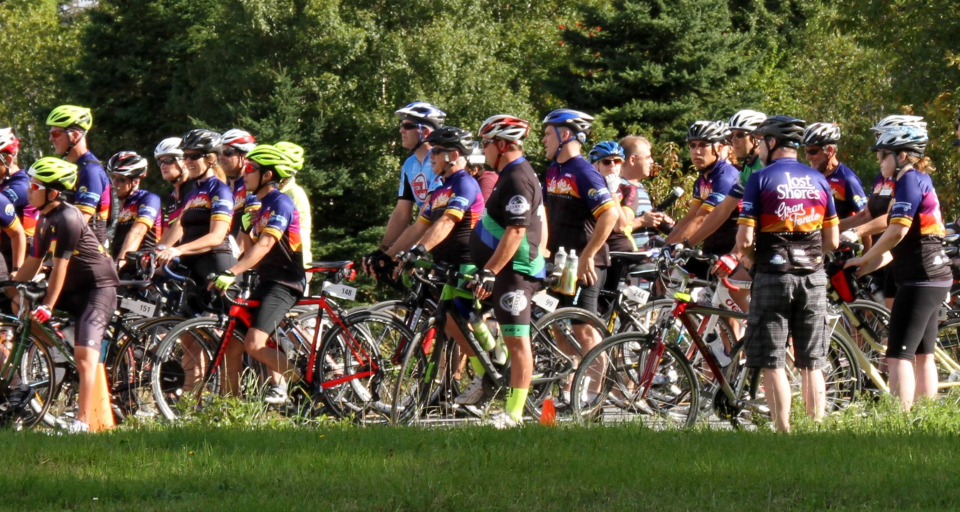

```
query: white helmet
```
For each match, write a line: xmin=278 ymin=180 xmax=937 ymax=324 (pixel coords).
xmin=466 ymin=143 xmax=485 ymax=167
xmin=0 ymin=128 xmax=19 ymax=155
xmin=802 ymin=122 xmax=842 ymax=146
xmin=221 ymin=128 xmax=257 ymax=153
xmin=154 ymin=137 xmax=184 ymax=158
xmin=478 ymin=114 xmax=530 ymax=142
xmin=728 ymin=110 xmax=767 ymax=132
xmin=870 ymin=115 xmax=927 ymax=135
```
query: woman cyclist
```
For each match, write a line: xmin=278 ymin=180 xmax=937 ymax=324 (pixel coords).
xmin=588 ymin=141 xmax=638 ymax=305
xmin=846 ymin=126 xmax=950 ymax=411
xmin=106 ymin=151 xmax=162 ymax=275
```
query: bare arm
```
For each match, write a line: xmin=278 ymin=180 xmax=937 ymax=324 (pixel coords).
xmin=665 ymin=203 xmax=707 ymax=244
xmin=687 ymin=195 xmax=738 ymax=247
xmin=228 ymin=233 xmax=277 ymax=276
xmin=417 ymin=213 xmax=457 ymax=251
xmin=838 ymin=207 xmax=871 ymax=231
xmin=174 ymin=219 xmax=230 ymax=257
xmin=380 ymin=200 xmax=415 ymax=251
xmin=3 ymin=222 xmax=26 ymax=272
xmin=116 ymin=222 xmax=149 ymax=262
xmin=736 ymin=224 xmax=755 ymax=268
xmin=81 ymin=211 xmax=93 ymax=225
xmin=159 ymin=218 xmax=183 ymax=247
xmin=385 ymin=220 xmax=429 ymax=259
xmin=484 ymin=226 xmax=525 ymax=274
xmin=822 ymin=223 xmax=839 ymax=253
xmin=577 ymin=206 xmax=618 ymax=286
xmin=846 ymin=223 xmax=909 ymax=276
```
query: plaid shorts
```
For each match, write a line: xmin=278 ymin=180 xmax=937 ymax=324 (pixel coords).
xmin=743 ymin=271 xmax=829 ymax=370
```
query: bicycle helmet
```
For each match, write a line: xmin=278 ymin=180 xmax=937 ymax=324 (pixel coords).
xmin=686 ymin=120 xmax=728 ymax=143
xmin=588 ymin=141 xmax=626 ymax=163
xmin=221 ymin=129 xmax=257 ymax=153
xmin=154 ymin=137 xmax=184 ymax=159
xmin=0 ymin=128 xmax=19 ymax=155
xmin=869 ymin=126 xmax=928 ymax=155
xmin=180 ymin=129 xmax=223 ymax=154
xmin=46 ymin=105 xmax=93 ymax=131
xmin=802 ymin=122 xmax=842 ymax=147
xmin=394 ymin=101 xmax=446 ymax=130
xmin=752 ymin=115 xmax=805 ymax=147
xmin=28 ymin=157 xmax=78 ymax=191
xmin=275 ymin=141 xmax=305 ymax=172
xmin=542 ymin=109 xmax=594 ymax=134
xmin=466 ymin=144 xmax=486 ymax=167
xmin=424 ymin=126 xmax=475 ymax=156
xmin=728 ymin=110 xmax=767 ymax=132
xmin=246 ymin=144 xmax=297 ymax=179
xmin=869 ymin=115 xmax=926 ymax=135
xmin=478 ymin=115 xmax=530 ymax=142
xmin=106 ymin=151 xmax=149 ymax=179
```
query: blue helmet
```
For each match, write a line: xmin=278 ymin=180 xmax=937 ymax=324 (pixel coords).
xmin=395 ymin=101 xmax=446 ymax=130
xmin=542 ymin=108 xmax=594 ymax=135
xmin=588 ymin=141 xmax=625 ymax=163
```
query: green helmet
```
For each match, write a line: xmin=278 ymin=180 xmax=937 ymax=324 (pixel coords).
xmin=275 ymin=141 xmax=305 ymax=172
xmin=46 ymin=105 xmax=93 ymax=131
xmin=246 ymin=144 xmax=297 ymax=179
xmin=28 ymin=157 xmax=78 ymax=191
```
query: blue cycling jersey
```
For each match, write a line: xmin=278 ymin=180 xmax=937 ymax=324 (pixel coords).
xmin=397 ymin=153 xmax=440 ymax=207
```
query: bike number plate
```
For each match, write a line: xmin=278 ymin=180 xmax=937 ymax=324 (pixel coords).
xmin=323 ymin=282 xmax=357 ymax=301
xmin=532 ymin=293 xmax=559 ymax=313
xmin=625 ymin=287 xmax=650 ymax=306
xmin=120 ymin=298 xmax=156 ymax=317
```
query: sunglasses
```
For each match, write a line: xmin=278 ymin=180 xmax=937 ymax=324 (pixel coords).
xmin=400 ymin=122 xmax=419 ymax=131
xmin=244 ymin=162 xmax=264 ymax=174
xmin=599 ymin=158 xmax=622 ymax=166
xmin=222 ymin=147 xmax=243 ymax=157
xmin=157 ymin=157 xmax=179 ymax=166
xmin=688 ymin=142 xmax=711 ymax=150
xmin=111 ymin=175 xmax=134 ymax=183
xmin=49 ymin=129 xmax=68 ymax=139
xmin=805 ymin=147 xmax=822 ymax=156
xmin=28 ymin=181 xmax=46 ymax=191
xmin=879 ymin=150 xmax=894 ymax=160
xmin=183 ymin=153 xmax=207 ymax=161
xmin=481 ymin=139 xmax=498 ymax=147
xmin=731 ymin=132 xmax=749 ymax=139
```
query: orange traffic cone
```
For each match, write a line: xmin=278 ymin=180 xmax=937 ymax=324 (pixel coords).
xmin=86 ymin=363 xmax=115 ymax=432
xmin=540 ymin=398 xmax=556 ymax=427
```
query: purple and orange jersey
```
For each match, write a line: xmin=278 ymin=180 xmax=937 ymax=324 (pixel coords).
xmin=888 ymin=168 xmax=951 ymax=283
xmin=418 ymin=169 xmax=484 ymax=265
xmin=543 ymin=155 xmax=615 ymax=267
xmin=692 ymin=159 xmax=739 ymax=213
xmin=251 ymin=189 xmax=305 ymax=292
xmin=74 ymin=151 xmax=112 ymax=243
xmin=824 ymin=163 xmax=867 ymax=219
xmin=112 ymin=188 xmax=162 ymax=258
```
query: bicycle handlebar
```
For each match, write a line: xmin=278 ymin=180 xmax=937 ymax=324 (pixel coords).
xmin=839 ymin=240 xmax=864 ymax=253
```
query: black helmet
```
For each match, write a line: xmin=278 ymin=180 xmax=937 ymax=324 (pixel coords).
xmin=425 ymin=126 xmax=475 ymax=156
xmin=180 ymin=129 xmax=223 ymax=154
xmin=753 ymin=115 xmax=805 ymax=147
xmin=686 ymin=120 xmax=728 ymax=143
xmin=106 ymin=150 xmax=149 ymax=179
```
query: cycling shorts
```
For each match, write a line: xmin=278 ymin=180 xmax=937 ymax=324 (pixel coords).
xmin=181 ymin=252 xmax=237 ymax=315
xmin=744 ymin=271 xmax=828 ymax=370
xmin=886 ymin=284 xmax=949 ymax=361
xmin=492 ymin=268 xmax=541 ymax=338
xmin=57 ymin=286 xmax=117 ymax=350
xmin=249 ymin=280 xmax=303 ymax=335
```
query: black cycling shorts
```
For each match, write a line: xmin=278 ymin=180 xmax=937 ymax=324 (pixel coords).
xmin=181 ymin=252 xmax=237 ymax=315
xmin=492 ymin=269 xmax=541 ymax=338
xmin=883 ymin=266 xmax=898 ymax=301
xmin=886 ymin=284 xmax=949 ymax=361
xmin=249 ymin=280 xmax=303 ymax=335
xmin=57 ymin=286 xmax=117 ymax=350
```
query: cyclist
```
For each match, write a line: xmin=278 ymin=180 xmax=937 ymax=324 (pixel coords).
xmin=466 ymin=144 xmax=497 ymax=201
xmin=220 ymin=129 xmax=259 ymax=250
xmin=364 ymin=102 xmax=446 ymax=277
xmin=16 ymin=157 xmax=120 ymax=433
xmin=211 ymin=145 xmax=306 ymax=404
xmin=46 ymin=105 xmax=111 ymax=244
xmin=274 ymin=142 xmax=314 ymax=273
xmin=588 ymin=141 xmax=640 ymax=301
xmin=736 ymin=115 xmax=839 ymax=433
xmin=542 ymin=108 xmax=618 ymax=403
xmin=154 ymin=137 xmax=193 ymax=230
xmin=105 ymin=151 xmax=162 ymax=273
xmin=469 ymin=114 xmax=544 ymax=427
xmin=846 ymin=126 xmax=950 ymax=411
xmin=619 ymin=135 xmax=663 ymax=249
xmin=729 ymin=110 xmax=767 ymax=184
xmin=0 ymin=128 xmax=36 ymax=274
xmin=802 ymin=123 xmax=866 ymax=221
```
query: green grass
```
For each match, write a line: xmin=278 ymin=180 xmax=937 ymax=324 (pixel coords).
xmin=2 ymin=397 xmax=960 ymax=511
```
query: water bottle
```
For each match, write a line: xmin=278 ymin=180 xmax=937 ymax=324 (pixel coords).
xmin=552 ymin=247 xmax=567 ymax=292
xmin=561 ymin=250 xmax=579 ymax=296
xmin=705 ymin=332 xmax=731 ymax=367
xmin=492 ymin=337 xmax=508 ymax=365
xmin=469 ymin=310 xmax=497 ymax=352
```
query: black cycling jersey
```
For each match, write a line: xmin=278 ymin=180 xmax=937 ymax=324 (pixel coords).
xmin=543 ymin=155 xmax=615 ymax=268
xmin=250 ymin=189 xmax=306 ymax=293
xmin=175 ymin=176 xmax=234 ymax=254
xmin=112 ymin=188 xmax=162 ymax=259
xmin=33 ymin=202 xmax=119 ymax=293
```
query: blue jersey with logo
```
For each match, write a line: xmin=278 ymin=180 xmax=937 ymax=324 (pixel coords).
xmin=252 ymin=189 xmax=305 ymax=292
xmin=888 ymin=169 xmax=950 ymax=284
xmin=692 ymin=159 xmax=740 ymax=254
xmin=112 ymin=188 xmax=162 ymax=258
xmin=398 ymin=153 xmax=440 ymax=207
xmin=824 ymin=162 xmax=867 ymax=220
xmin=73 ymin=151 xmax=111 ymax=243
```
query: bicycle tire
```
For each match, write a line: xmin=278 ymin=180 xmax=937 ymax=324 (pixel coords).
xmin=3 ymin=327 xmax=57 ymax=430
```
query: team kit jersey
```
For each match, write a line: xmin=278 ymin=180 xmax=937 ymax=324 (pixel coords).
xmin=824 ymin=163 xmax=867 ymax=219
xmin=607 ymin=179 xmax=640 ymax=253
xmin=543 ymin=155 xmax=616 ymax=267
xmin=230 ymin=178 xmax=258 ymax=238
xmin=0 ymin=193 xmax=22 ymax=273
xmin=888 ymin=169 xmax=951 ymax=284
xmin=112 ymin=188 xmax=162 ymax=259
xmin=738 ymin=158 xmax=838 ymax=274
xmin=417 ymin=169 xmax=484 ymax=266
xmin=174 ymin=177 xmax=234 ymax=254
xmin=73 ymin=151 xmax=112 ymax=243
xmin=471 ymin=157 xmax=545 ymax=278
xmin=250 ymin=189 xmax=306 ymax=292
xmin=33 ymin=202 xmax=120 ymax=293
xmin=280 ymin=179 xmax=313 ymax=267
xmin=739 ymin=155 xmax=764 ymax=185
xmin=692 ymin=159 xmax=740 ymax=254
xmin=0 ymin=170 xmax=39 ymax=264
xmin=398 ymin=153 xmax=440 ymax=207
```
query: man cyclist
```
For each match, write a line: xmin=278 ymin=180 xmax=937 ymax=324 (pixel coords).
xmin=736 ymin=115 xmax=839 ymax=433
xmin=275 ymin=141 xmax=314 ymax=273
xmin=16 ymin=157 xmax=120 ymax=433
xmin=802 ymin=123 xmax=866 ymax=221
xmin=46 ymin=105 xmax=112 ymax=245
xmin=363 ymin=102 xmax=446 ymax=277
xmin=105 ymin=151 xmax=162 ymax=273
xmin=618 ymin=135 xmax=662 ymax=249
xmin=0 ymin=128 xmax=36 ymax=274
xmin=211 ymin=145 xmax=306 ymax=404
xmin=220 ymin=129 xmax=259 ymax=251
xmin=469 ymin=114 xmax=545 ymax=427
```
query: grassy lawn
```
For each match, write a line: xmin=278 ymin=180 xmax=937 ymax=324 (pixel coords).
xmin=1 ymin=412 xmax=959 ymax=511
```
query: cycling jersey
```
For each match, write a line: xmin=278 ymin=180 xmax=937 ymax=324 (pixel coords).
xmin=72 ymin=151 xmax=111 ymax=243
xmin=251 ymin=189 xmax=306 ymax=293
xmin=629 ymin=179 xmax=654 ymax=249
xmin=824 ymin=162 xmax=867 ymax=219
xmin=33 ymin=202 xmax=119 ymax=293
xmin=739 ymin=154 xmax=763 ymax=185
xmin=0 ymin=170 xmax=39 ymax=266
xmin=398 ymin=153 xmax=440 ymax=207
xmin=692 ymin=159 xmax=740 ymax=254
xmin=866 ymin=171 xmax=895 ymax=219
xmin=280 ymin=179 xmax=313 ymax=267
xmin=418 ymin=169 xmax=484 ymax=266
xmin=888 ymin=168 xmax=951 ymax=284
xmin=229 ymin=178 xmax=249 ymax=238
xmin=607 ymin=180 xmax=640 ymax=253
xmin=174 ymin=177 xmax=234 ymax=254
xmin=164 ymin=179 xmax=200 ymax=231
xmin=738 ymin=158 xmax=838 ymax=274
xmin=543 ymin=155 xmax=616 ymax=268
xmin=112 ymin=188 xmax=162 ymax=259
xmin=471 ymin=157 xmax=545 ymax=278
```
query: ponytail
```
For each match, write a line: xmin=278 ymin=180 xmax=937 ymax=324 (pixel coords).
xmin=907 ymin=154 xmax=936 ymax=174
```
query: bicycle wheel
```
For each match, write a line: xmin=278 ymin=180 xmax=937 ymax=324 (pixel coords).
xmin=3 ymin=330 xmax=57 ymax=430
xmin=109 ymin=317 xmax=185 ymax=421
xmin=837 ymin=300 xmax=889 ymax=392
xmin=570 ymin=331 xmax=700 ymax=428
xmin=935 ymin=319 xmax=960 ymax=386
xmin=312 ymin=311 xmax=414 ymax=423
xmin=822 ymin=330 xmax=861 ymax=411
xmin=622 ymin=298 xmax=677 ymax=334
xmin=390 ymin=320 xmax=458 ymax=425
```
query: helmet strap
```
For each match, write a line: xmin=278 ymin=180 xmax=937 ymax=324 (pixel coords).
xmin=62 ymin=129 xmax=86 ymax=158
xmin=761 ymin=138 xmax=779 ymax=166
xmin=553 ymin=126 xmax=577 ymax=160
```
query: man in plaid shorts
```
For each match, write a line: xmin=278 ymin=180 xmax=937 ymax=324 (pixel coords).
xmin=735 ymin=115 xmax=840 ymax=433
